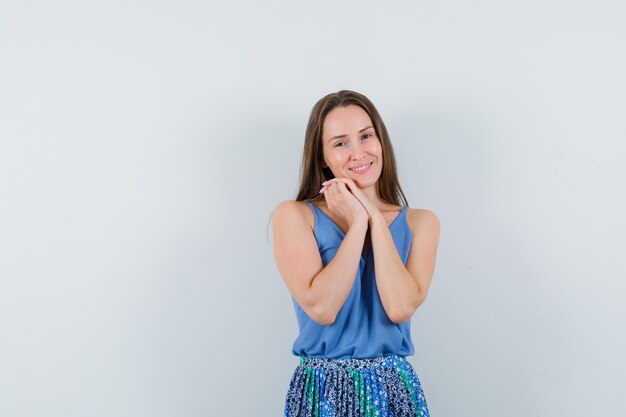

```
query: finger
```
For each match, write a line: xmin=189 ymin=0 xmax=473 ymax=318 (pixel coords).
xmin=327 ymin=183 xmax=340 ymax=209
xmin=330 ymin=182 xmax=341 ymax=202
xmin=325 ymin=182 xmax=337 ymax=200
xmin=330 ymin=181 xmax=341 ymax=198
xmin=339 ymin=182 xmax=362 ymax=205
xmin=336 ymin=181 xmax=351 ymax=198
xmin=320 ymin=181 xmax=337 ymax=193
xmin=323 ymin=178 xmax=344 ymax=185
xmin=335 ymin=179 xmax=356 ymax=195
xmin=322 ymin=178 xmax=349 ymax=188
xmin=329 ymin=177 xmax=356 ymax=192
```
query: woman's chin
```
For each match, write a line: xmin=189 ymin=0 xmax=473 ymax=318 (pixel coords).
xmin=355 ymin=179 xmax=376 ymax=190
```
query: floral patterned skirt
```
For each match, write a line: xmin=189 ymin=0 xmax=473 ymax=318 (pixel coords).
xmin=283 ymin=354 xmax=430 ymax=417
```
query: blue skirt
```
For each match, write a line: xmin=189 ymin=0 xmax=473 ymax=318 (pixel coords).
xmin=284 ymin=354 xmax=430 ymax=417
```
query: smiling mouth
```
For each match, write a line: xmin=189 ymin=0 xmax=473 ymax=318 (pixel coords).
xmin=348 ymin=161 xmax=373 ymax=173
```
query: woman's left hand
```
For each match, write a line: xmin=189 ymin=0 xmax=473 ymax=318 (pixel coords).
xmin=320 ymin=177 xmax=380 ymax=220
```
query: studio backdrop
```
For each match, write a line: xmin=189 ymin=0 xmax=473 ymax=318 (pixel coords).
xmin=1 ymin=1 xmax=624 ymax=416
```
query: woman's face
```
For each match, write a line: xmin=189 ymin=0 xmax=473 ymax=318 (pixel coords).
xmin=321 ymin=104 xmax=383 ymax=189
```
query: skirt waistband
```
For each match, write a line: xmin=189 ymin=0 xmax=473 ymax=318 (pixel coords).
xmin=298 ymin=354 xmax=408 ymax=371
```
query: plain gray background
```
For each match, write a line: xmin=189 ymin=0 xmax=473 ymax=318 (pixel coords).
xmin=1 ymin=1 xmax=625 ymax=416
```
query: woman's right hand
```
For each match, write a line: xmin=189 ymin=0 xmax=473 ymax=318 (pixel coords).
xmin=319 ymin=180 xmax=369 ymax=228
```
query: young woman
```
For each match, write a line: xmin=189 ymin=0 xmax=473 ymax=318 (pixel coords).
xmin=272 ymin=90 xmax=440 ymax=417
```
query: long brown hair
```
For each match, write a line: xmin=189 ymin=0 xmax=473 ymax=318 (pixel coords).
xmin=295 ymin=89 xmax=408 ymax=207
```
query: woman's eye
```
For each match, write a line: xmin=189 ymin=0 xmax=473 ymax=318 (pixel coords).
xmin=334 ymin=134 xmax=372 ymax=147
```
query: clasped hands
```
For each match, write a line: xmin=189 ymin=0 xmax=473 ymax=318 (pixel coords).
xmin=319 ymin=177 xmax=380 ymax=222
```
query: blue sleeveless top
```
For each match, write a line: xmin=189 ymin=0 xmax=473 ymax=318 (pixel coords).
xmin=290 ymin=200 xmax=415 ymax=359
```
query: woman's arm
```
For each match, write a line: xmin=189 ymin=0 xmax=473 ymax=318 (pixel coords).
xmin=272 ymin=200 xmax=369 ymax=325
xmin=369 ymin=208 xmax=440 ymax=323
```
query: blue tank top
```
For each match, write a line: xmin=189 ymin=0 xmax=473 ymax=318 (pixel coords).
xmin=290 ymin=200 xmax=415 ymax=359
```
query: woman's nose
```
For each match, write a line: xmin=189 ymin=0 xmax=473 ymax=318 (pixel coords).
xmin=350 ymin=141 xmax=367 ymax=160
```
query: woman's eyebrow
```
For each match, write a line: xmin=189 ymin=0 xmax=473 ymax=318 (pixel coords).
xmin=328 ymin=126 xmax=374 ymax=143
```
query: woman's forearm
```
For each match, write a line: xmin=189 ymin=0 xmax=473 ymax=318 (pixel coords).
xmin=369 ymin=210 xmax=421 ymax=323
xmin=307 ymin=220 xmax=369 ymax=324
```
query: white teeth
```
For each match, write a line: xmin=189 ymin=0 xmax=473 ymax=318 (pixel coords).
xmin=350 ymin=162 xmax=371 ymax=172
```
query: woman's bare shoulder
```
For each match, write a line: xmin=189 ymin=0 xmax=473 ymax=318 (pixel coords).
xmin=272 ymin=199 xmax=314 ymax=230
xmin=273 ymin=199 xmax=313 ymax=213
xmin=406 ymin=207 xmax=440 ymax=232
